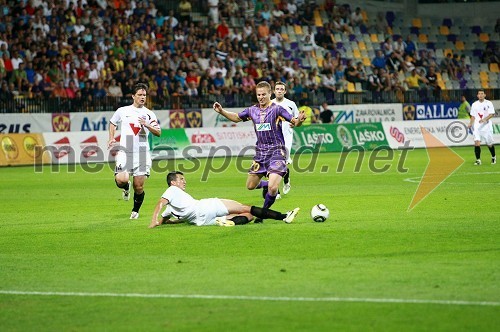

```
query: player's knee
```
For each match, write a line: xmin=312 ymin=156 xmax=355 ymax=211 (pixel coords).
xmin=268 ymin=185 xmax=279 ymax=196
xmin=134 ymin=184 xmax=144 ymax=193
xmin=115 ymin=171 xmax=129 ymax=184
xmin=246 ymin=183 xmax=258 ymax=190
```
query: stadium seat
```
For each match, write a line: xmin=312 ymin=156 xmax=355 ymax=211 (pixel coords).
xmin=439 ymin=26 xmax=450 ymax=35
xmin=479 ymin=33 xmax=489 ymax=42
xmin=370 ymin=34 xmax=379 ymax=43
xmin=442 ymin=18 xmax=453 ymax=28
xmin=481 ymin=81 xmax=489 ymax=89
xmin=479 ymin=72 xmax=488 ymax=80
xmin=450 ymin=26 xmax=461 ymax=35
xmin=490 ymin=63 xmax=500 ymax=73
xmin=471 ymin=26 xmax=482 ymax=34
xmin=314 ymin=13 xmax=323 ymax=27
xmin=410 ymin=26 xmax=420 ymax=35
xmin=294 ymin=25 xmax=303 ymax=35
xmin=412 ymin=18 xmax=422 ymax=28
xmin=418 ymin=34 xmax=428 ymax=43
xmin=355 ymin=82 xmax=363 ymax=92
xmin=447 ymin=34 xmax=457 ymax=42
xmin=455 ymin=41 xmax=465 ymax=51
xmin=472 ymin=49 xmax=483 ymax=58
xmin=353 ymin=49 xmax=361 ymax=59
xmin=386 ymin=11 xmax=395 ymax=27
xmin=362 ymin=57 xmax=371 ymax=66
xmin=358 ymin=41 xmax=367 ymax=50
xmin=480 ymin=63 xmax=489 ymax=71
xmin=361 ymin=10 xmax=368 ymax=23
xmin=347 ymin=82 xmax=356 ymax=93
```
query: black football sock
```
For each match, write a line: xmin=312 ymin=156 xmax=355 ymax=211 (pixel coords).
xmin=474 ymin=146 xmax=481 ymax=160
xmin=283 ymin=167 xmax=290 ymax=184
xmin=228 ymin=216 xmax=251 ymax=225
xmin=115 ymin=179 xmax=129 ymax=190
xmin=488 ymin=145 xmax=495 ymax=157
xmin=251 ymin=206 xmax=286 ymax=220
xmin=132 ymin=191 xmax=145 ymax=213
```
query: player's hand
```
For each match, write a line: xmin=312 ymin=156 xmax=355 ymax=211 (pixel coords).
xmin=107 ymin=139 xmax=116 ymax=149
xmin=298 ymin=110 xmax=306 ymax=122
xmin=138 ymin=116 xmax=147 ymax=127
xmin=213 ymin=102 xmax=222 ymax=113
xmin=148 ymin=219 xmax=161 ymax=228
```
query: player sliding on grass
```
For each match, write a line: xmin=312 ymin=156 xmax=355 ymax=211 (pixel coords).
xmin=149 ymin=171 xmax=300 ymax=228
xmin=213 ymin=81 xmax=306 ymax=223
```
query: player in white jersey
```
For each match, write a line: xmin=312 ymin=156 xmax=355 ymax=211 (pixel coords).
xmin=272 ymin=81 xmax=299 ymax=195
xmin=148 ymin=171 xmax=300 ymax=228
xmin=108 ymin=83 xmax=161 ymax=219
xmin=467 ymin=89 xmax=496 ymax=165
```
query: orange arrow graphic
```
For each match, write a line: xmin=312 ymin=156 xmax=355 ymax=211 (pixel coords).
xmin=408 ymin=126 xmax=464 ymax=211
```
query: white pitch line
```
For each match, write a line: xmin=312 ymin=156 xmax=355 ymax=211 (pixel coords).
xmin=0 ymin=290 xmax=498 ymax=307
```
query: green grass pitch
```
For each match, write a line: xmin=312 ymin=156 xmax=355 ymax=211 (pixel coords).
xmin=0 ymin=146 xmax=498 ymax=331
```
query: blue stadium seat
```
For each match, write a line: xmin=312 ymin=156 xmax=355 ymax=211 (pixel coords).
xmin=386 ymin=11 xmax=395 ymax=27
xmin=442 ymin=18 xmax=453 ymax=28
xmin=471 ymin=26 xmax=482 ymax=34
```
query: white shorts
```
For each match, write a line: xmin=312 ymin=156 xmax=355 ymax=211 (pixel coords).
xmin=283 ymin=128 xmax=293 ymax=164
xmin=473 ymin=130 xmax=494 ymax=145
xmin=194 ymin=198 xmax=229 ymax=226
xmin=114 ymin=151 xmax=152 ymax=177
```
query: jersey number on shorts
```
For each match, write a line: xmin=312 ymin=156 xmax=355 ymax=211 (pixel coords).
xmin=250 ymin=161 xmax=261 ymax=172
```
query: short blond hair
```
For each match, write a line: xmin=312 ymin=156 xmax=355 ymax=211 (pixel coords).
xmin=256 ymin=81 xmax=272 ymax=92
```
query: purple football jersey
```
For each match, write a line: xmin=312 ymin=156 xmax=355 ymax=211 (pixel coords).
xmin=238 ymin=103 xmax=293 ymax=175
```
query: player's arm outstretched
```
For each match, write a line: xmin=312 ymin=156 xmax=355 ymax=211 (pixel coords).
xmin=213 ymin=102 xmax=242 ymax=123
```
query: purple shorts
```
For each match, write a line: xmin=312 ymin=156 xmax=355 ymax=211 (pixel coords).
xmin=249 ymin=149 xmax=287 ymax=177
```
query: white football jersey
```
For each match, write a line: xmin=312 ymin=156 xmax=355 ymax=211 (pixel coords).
xmin=110 ymin=104 xmax=159 ymax=152
xmin=161 ymin=186 xmax=198 ymax=223
xmin=271 ymin=97 xmax=299 ymax=135
xmin=470 ymin=99 xmax=495 ymax=132
xmin=272 ymin=97 xmax=299 ymax=162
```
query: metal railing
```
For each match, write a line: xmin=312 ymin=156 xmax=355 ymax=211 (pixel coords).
xmin=1 ymin=89 xmax=498 ymax=113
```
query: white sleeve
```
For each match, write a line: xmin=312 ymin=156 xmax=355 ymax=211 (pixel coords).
xmin=110 ymin=108 xmax=122 ymax=126
xmin=161 ymin=186 xmax=176 ymax=201
xmin=148 ymin=110 xmax=160 ymax=129
xmin=292 ymin=102 xmax=299 ymax=117
xmin=469 ymin=103 xmax=477 ymax=117
xmin=487 ymin=101 xmax=495 ymax=115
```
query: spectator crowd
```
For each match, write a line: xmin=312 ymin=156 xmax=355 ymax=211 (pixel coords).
xmin=0 ymin=0 xmax=498 ymax=111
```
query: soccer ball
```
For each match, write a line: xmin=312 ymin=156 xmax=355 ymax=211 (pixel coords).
xmin=311 ymin=204 xmax=329 ymax=222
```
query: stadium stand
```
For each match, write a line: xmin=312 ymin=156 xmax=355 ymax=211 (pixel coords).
xmin=0 ymin=0 xmax=498 ymax=113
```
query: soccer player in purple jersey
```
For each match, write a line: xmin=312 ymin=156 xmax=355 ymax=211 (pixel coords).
xmin=213 ymin=81 xmax=306 ymax=222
